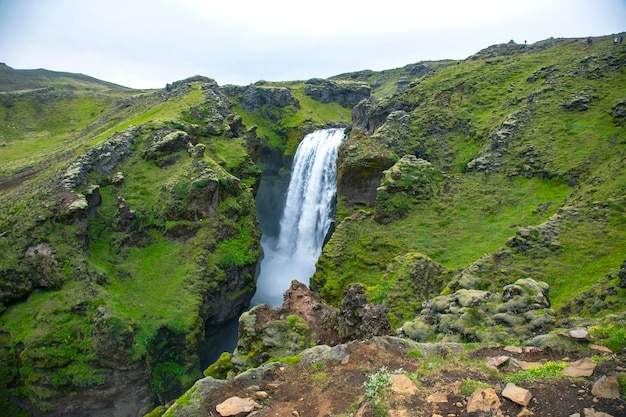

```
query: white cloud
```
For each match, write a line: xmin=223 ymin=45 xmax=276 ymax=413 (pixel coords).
xmin=0 ymin=0 xmax=624 ymax=88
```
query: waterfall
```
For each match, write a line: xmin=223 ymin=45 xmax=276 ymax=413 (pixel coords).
xmin=251 ymin=128 xmax=345 ymax=307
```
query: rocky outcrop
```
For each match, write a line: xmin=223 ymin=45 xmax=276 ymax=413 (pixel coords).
xmin=619 ymin=261 xmax=626 ymax=288
xmin=231 ymin=281 xmax=392 ymax=373
xmin=612 ymin=97 xmax=626 ymax=126
xmin=466 ymin=110 xmax=527 ymax=173
xmin=370 ymin=110 xmax=412 ymax=154
xmin=61 ymin=126 xmax=139 ymax=190
xmin=337 ymin=283 xmax=393 ymax=342
xmin=222 ymin=83 xmax=299 ymax=114
xmin=375 ymin=155 xmax=445 ymax=223
xmin=505 ymin=206 xmax=571 ymax=254
xmin=352 ymin=97 xmax=392 ymax=135
xmin=336 ymin=130 xmax=397 ymax=206
xmin=304 ymin=78 xmax=371 ymax=108
xmin=381 ymin=253 xmax=456 ymax=327
xmin=562 ymin=91 xmax=593 ymax=111
xmin=142 ymin=129 xmax=190 ymax=162
xmin=401 ymin=278 xmax=555 ymax=343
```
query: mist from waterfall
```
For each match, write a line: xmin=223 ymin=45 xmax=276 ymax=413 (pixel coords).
xmin=251 ymin=128 xmax=345 ymax=307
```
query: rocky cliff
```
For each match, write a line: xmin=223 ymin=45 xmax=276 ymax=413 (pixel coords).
xmin=0 ymin=77 xmax=266 ymax=416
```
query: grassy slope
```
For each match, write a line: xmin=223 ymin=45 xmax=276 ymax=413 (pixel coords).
xmin=315 ymin=36 xmax=626 ymax=326
xmin=0 ymin=70 xmax=357 ymax=413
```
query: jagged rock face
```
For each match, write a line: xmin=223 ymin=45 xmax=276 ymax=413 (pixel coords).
xmin=337 ymin=284 xmax=393 ymax=342
xmin=222 ymin=84 xmax=299 ymax=114
xmin=304 ymin=78 xmax=371 ymax=108
xmin=61 ymin=126 xmax=139 ymax=190
xmin=231 ymin=281 xmax=392 ymax=372
xmin=336 ymin=130 xmax=397 ymax=206
xmin=352 ymin=97 xmax=392 ymax=135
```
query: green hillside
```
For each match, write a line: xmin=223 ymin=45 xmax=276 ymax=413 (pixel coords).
xmin=0 ymin=33 xmax=625 ymax=417
xmin=0 ymin=68 xmax=350 ymax=415
xmin=314 ymin=35 xmax=626 ymax=329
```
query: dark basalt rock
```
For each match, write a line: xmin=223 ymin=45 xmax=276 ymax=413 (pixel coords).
xmin=304 ymin=78 xmax=371 ymax=108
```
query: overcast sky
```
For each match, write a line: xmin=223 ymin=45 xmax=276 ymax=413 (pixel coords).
xmin=1 ymin=0 xmax=624 ymax=89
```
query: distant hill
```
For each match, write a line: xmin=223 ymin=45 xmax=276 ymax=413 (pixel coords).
xmin=0 ymin=62 xmax=132 ymax=92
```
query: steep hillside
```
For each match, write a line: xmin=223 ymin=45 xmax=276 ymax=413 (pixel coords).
xmin=313 ymin=35 xmax=626 ymax=332
xmin=0 ymin=69 xmax=352 ymax=416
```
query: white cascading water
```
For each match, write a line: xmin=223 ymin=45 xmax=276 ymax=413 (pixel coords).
xmin=251 ymin=128 xmax=345 ymax=307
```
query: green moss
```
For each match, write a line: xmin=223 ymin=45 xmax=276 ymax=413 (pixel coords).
xmin=203 ymin=352 xmax=233 ymax=379
xmin=459 ymin=378 xmax=492 ymax=396
xmin=504 ymin=361 xmax=567 ymax=384
xmin=588 ymin=323 xmax=626 ymax=352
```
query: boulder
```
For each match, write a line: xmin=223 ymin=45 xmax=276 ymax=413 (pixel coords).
xmin=591 ymin=375 xmax=621 ymax=399
xmin=466 ymin=388 xmax=501 ymax=413
xmin=215 ymin=396 xmax=259 ymax=416
xmin=162 ymin=377 xmax=228 ymax=417
xmin=568 ymin=328 xmax=590 ymax=340
xmin=501 ymin=383 xmax=532 ymax=406
xmin=561 ymin=358 xmax=596 ymax=377
xmin=142 ymin=129 xmax=189 ymax=160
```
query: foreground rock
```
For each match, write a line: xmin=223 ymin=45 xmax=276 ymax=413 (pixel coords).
xmin=230 ymin=281 xmax=392 ymax=372
xmin=216 ymin=396 xmax=259 ymax=416
xmin=502 ymin=383 xmax=533 ymax=406
xmin=161 ymin=335 xmax=625 ymax=417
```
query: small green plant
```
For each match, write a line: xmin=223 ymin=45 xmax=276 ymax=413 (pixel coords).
xmin=589 ymin=324 xmax=626 ymax=352
xmin=274 ymin=355 xmax=301 ymax=365
xmin=459 ymin=378 xmax=492 ymax=396
xmin=312 ymin=362 xmax=325 ymax=371
xmin=505 ymin=361 xmax=567 ymax=384
xmin=618 ymin=374 xmax=626 ymax=401
xmin=364 ymin=366 xmax=391 ymax=401
xmin=406 ymin=348 xmax=424 ymax=359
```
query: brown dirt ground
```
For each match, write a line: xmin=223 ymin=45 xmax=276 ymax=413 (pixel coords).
xmin=203 ymin=340 xmax=626 ymax=417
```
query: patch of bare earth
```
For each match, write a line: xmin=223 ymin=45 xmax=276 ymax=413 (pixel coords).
xmin=204 ymin=341 xmax=625 ymax=417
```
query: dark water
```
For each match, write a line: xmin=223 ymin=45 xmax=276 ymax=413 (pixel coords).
xmin=198 ymin=164 xmax=290 ymax=367
xmin=198 ymin=316 xmax=240 ymax=371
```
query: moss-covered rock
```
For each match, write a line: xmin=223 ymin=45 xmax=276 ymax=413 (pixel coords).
xmin=379 ymin=253 xmax=455 ymax=327
xmin=402 ymin=278 xmax=555 ymax=343
xmin=336 ymin=129 xmax=397 ymax=206
xmin=231 ymin=305 xmax=314 ymax=372
xmin=375 ymin=155 xmax=445 ymax=223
